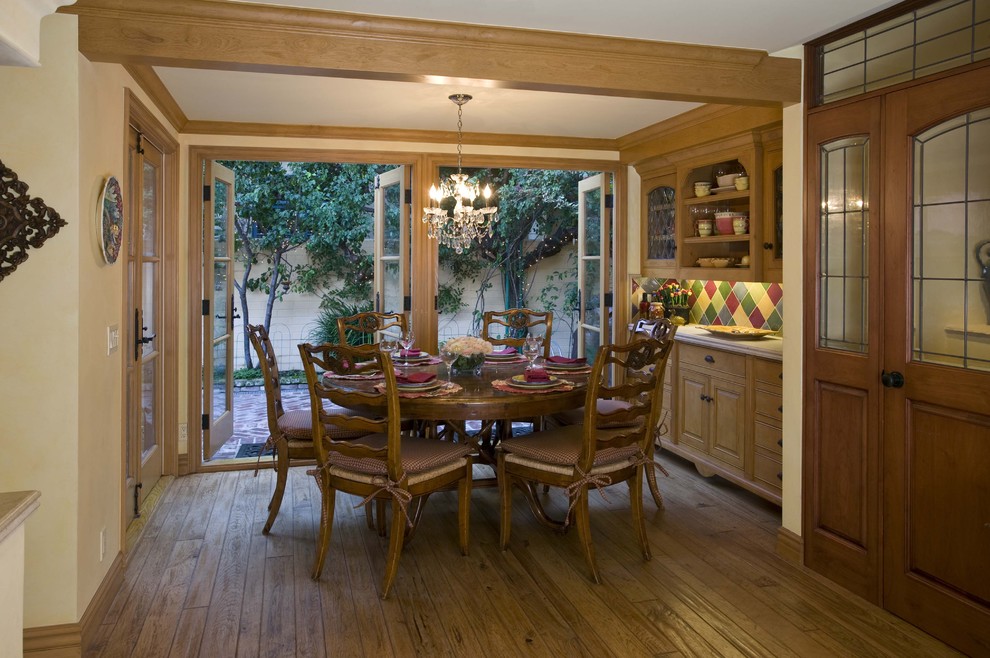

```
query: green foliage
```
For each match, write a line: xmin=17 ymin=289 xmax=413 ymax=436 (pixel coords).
xmin=437 ymin=282 xmax=466 ymax=316
xmin=233 ymin=367 xmax=262 ymax=380
xmin=309 ymin=293 xmax=375 ymax=346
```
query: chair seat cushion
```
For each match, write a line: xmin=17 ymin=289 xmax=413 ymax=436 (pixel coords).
xmin=327 ymin=436 xmax=473 ymax=477
xmin=278 ymin=408 xmax=369 ymax=441
xmin=499 ymin=424 xmax=640 ymax=468
xmin=552 ymin=399 xmax=642 ymax=428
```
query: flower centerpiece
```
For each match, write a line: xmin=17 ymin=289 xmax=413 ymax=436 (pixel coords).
xmin=443 ymin=335 xmax=494 ymax=376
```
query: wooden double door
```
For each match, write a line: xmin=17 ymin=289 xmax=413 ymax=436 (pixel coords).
xmin=804 ymin=64 xmax=990 ymax=655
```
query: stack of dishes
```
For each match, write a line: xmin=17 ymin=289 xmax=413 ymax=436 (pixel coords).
xmin=543 ymin=356 xmax=590 ymax=374
xmin=395 ymin=372 xmax=443 ymax=392
xmin=485 ymin=348 xmax=523 ymax=363
xmin=395 ymin=351 xmax=431 ymax=366
xmin=507 ymin=374 xmax=562 ymax=390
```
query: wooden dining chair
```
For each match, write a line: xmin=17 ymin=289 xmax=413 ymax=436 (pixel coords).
xmin=247 ymin=324 xmax=371 ymax=535
xmin=497 ymin=336 xmax=674 ymax=583
xmin=298 ymin=342 xmax=473 ymax=598
xmin=550 ymin=319 xmax=677 ymax=509
xmin=336 ymin=311 xmax=407 ymax=346
xmin=481 ymin=308 xmax=553 ymax=358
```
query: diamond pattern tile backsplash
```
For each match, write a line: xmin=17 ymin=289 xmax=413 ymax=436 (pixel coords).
xmin=685 ymin=279 xmax=784 ymax=332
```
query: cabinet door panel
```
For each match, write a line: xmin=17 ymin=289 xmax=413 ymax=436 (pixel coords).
xmin=677 ymin=369 xmax=708 ymax=452
xmin=710 ymin=376 xmax=747 ymax=470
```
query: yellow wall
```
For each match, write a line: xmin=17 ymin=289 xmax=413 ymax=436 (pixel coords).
xmin=0 ymin=13 xmax=82 ymax=625
xmin=779 ymin=45 xmax=804 ymax=535
xmin=0 ymin=12 xmax=178 ymax=628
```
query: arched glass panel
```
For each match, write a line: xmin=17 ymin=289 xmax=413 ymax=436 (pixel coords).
xmin=912 ymin=107 xmax=990 ymax=371
xmin=646 ymin=185 xmax=676 ymax=261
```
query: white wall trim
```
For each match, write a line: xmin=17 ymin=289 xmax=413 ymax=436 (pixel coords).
xmin=0 ymin=0 xmax=76 ymax=66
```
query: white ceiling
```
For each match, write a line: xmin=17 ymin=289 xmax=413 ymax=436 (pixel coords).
xmin=154 ymin=0 xmax=899 ymax=139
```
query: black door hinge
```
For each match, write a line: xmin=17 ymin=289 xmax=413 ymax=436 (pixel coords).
xmin=202 ymin=413 xmax=209 ymax=430
xmin=133 ymin=482 xmax=143 ymax=518
xmin=403 ymin=295 xmax=412 ymax=312
xmin=604 ymin=193 xmax=614 ymax=209
xmin=202 ymin=299 xmax=210 ymax=316
xmin=203 ymin=185 xmax=211 ymax=202
xmin=604 ymin=292 xmax=614 ymax=307
xmin=404 ymin=189 xmax=412 ymax=205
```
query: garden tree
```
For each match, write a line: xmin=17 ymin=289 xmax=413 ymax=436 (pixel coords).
xmin=439 ymin=167 xmax=588 ymax=335
xmin=222 ymin=160 xmax=388 ymax=368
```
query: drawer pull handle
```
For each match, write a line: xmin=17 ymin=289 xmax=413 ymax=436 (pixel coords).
xmin=700 ymin=394 xmax=712 ymax=402
xmin=778 ymin=372 xmax=783 ymax=380
xmin=777 ymin=439 xmax=783 ymax=447
xmin=776 ymin=472 xmax=783 ymax=480
xmin=704 ymin=355 xmax=715 ymax=364
xmin=777 ymin=405 xmax=783 ymax=413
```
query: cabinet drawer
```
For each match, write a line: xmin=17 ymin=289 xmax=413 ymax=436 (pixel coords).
xmin=754 ymin=450 xmax=782 ymax=490
xmin=754 ymin=358 xmax=783 ymax=386
xmin=754 ymin=388 xmax=783 ymax=421
xmin=679 ymin=343 xmax=745 ymax=377
xmin=754 ymin=419 xmax=782 ymax=455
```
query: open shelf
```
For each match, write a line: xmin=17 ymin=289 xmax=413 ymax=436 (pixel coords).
xmin=684 ymin=234 xmax=751 ymax=244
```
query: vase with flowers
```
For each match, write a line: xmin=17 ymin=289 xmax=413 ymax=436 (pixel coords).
xmin=442 ymin=335 xmax=494 ymax=376
xmin=658 ymin=282 xmax=691 ymax=325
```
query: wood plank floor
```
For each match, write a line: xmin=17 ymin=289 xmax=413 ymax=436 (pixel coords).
xmin=87 ymin=455 xmax=960 ymax=657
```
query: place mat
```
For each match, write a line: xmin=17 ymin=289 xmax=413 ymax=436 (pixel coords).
xmin=375 ymin=381 xmax=463 ymax=398
xmin=491 ymin=378 xmax=577 ymax=395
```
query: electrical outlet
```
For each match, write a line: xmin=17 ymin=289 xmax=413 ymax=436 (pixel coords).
xmin=100 ymin=527 xmax=106 ymax=562
xmin=107 ymin=324 xmax=120 ymax=355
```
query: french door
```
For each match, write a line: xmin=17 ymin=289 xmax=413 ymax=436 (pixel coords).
xmin=880 ymin=65 xmax=990 ymax=655
xmin=374 ymin=165 xmax=409 ymax=329
xmin=125 ymin=127 xmax=164 ymax=522
xmin=577 ymin=174 xmax=611 ymax=359
xmin=203 ymin=161 xmax=236 ymax=460
xmin=805 ymin=64 xmax=990 ymax=654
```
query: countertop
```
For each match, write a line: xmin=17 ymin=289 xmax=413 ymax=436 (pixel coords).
xmin=0 ymin=490 xmax=41 ymax=544
xmin=673 ymin=324 xmax=783 ymax=361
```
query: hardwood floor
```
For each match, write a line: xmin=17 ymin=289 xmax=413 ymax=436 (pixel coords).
xmin=87 ymin=455 xmax=959 ymax=657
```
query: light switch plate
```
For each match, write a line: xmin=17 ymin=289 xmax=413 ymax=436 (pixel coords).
xmin=107 ymin=324 xmax=120 ymax=355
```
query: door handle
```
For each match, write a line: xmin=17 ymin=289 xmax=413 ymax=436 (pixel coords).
xmin=881 ymin=370 xmax=905 ymax=388
xmin=704 ymin=355 xmax=715 ymax=364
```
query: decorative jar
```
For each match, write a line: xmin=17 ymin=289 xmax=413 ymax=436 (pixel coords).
xmin=451 ymin=352 xmax=485 ymax=376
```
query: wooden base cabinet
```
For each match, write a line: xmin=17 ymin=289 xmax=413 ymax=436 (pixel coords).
xmin=663 ymin=340 xmax=782 ymax=505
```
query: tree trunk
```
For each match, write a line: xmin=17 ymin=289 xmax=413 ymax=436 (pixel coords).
xmin=235 ymin=265 xmax=253 ymax=370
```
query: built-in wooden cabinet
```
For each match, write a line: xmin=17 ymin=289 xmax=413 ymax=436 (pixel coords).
xmin=635 ymin=120 xmax=783 ymax=283
xmin=662 ymin=338 xmax=782 ymax=505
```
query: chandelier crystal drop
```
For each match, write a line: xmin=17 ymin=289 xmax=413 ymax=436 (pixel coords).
xmin=422 ymin=94 xmax=498 ymax=254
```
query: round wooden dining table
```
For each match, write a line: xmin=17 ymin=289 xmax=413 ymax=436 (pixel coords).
xmin=323 ymin=357 xmax=591 ymax=463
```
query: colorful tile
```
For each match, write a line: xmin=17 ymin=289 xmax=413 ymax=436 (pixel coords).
xmin=681 ymin=279 xmax=785 ymax=331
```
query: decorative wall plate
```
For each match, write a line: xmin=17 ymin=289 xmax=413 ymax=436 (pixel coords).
xmin=99 ymin=175 xmax=123 ymax=264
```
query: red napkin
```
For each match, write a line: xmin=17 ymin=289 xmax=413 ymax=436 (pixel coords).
xmin=395 ymin=371 xmax=435 ymax=385
xmin=399 ymin=349 xmax=421 ymax=357
xmin=524 ymin=368 xmax=551 ymax=382
xmin=492 ymin=347 xmax=517 ymax=355
xmin=547 ymin=355 xmax=587 ymax=365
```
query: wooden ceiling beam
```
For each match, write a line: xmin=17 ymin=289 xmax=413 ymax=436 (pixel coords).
xmin=63 ymin=0 xmax=800 ymax=106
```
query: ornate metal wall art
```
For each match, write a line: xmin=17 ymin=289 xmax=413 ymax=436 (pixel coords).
xmin=0 ymin=158 xmax=68 ymax=283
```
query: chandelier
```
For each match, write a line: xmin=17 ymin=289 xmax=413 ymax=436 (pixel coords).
xmin=422 ymin=94 xmax=498 ymax=253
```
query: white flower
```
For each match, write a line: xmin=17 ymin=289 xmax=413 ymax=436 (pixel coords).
xmin=443 ymin=335 xmax=494 ymax=356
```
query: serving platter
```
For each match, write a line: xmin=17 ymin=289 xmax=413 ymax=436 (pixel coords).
xmin=698 ymin=325 xmax=777 ymax=340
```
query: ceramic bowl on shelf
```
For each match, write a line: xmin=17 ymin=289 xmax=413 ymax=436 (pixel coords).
xmin=716 ymin=173 xmax=740 ymax=188
xmin=710 ymin=258 xmax=733 ymax=268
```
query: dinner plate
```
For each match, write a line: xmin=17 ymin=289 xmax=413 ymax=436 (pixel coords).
xmin=485 ymin=352 xmax=522 ymax=361
xmin=396 ymin=379 xmax=443 ymax=392
xmin=545 ymin=364 xmax=591 ymax=374
xmin=508 ymin=374 xmax=562 ymax=389
xmin=697 ymin=325 xmax=777 ymax=340
xmin=710 ymin=185 xmax=739 ymax=193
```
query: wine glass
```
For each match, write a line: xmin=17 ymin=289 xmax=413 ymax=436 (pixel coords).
xmin=379 ymin=337 xmax=397 ymax=364
xmin=523 ymin=336 xmax=541 ymax=371
xmin=399 ymin=329 xmax=415 ymax=361
xmin=440 ymin=344 xmax=457 ymax=383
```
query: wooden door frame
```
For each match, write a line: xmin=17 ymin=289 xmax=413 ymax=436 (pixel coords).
xmin=122 ymin=90 xmax=179 ymax=536
xmin=186 ymin=148 xmax=623 ymax=472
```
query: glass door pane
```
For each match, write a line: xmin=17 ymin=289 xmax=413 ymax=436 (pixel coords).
xmin=578 ymin=174 xmax=606 ymax=361
xmin=819 ymin=136 xmax=870 ymax=352
xmin=375 ymin=166 xmax=407 ymax=332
